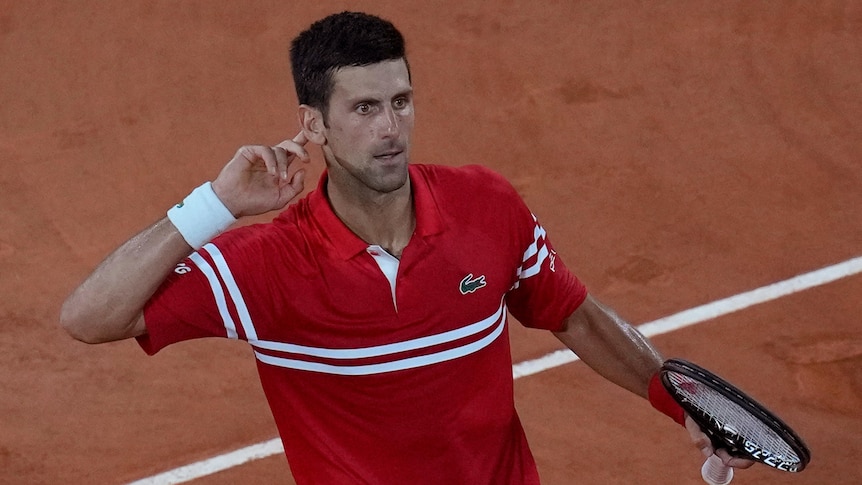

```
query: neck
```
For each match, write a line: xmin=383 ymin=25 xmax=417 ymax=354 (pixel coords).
xmin=326 ymin=176 xmax=415 ymax=258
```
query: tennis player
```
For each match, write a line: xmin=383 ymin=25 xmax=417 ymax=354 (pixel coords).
xmin=60 ymin=11 xmax=752 ymax=484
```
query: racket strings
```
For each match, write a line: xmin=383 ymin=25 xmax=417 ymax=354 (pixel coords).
xmin=667 ymin=372 xmax=801 ymax=464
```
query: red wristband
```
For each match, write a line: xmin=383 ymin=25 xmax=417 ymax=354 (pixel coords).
xmin=648 ymin=372 xmax=686 ymax=426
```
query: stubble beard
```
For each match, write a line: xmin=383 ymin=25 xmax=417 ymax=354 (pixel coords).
xmin=330 ymin=149 xmax=410 ymax=198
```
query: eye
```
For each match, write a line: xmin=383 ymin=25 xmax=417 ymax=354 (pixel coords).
xmin=393 ymin=97 xmax=409 ymax=110
xmin=356 ymin=103 xmax=372 ymax=114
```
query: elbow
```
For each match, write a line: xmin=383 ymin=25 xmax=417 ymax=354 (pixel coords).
xmin=59 ymin=299 xmax=106 ymax=344
xmin=59 ymin=296 xmax=143 ymax=344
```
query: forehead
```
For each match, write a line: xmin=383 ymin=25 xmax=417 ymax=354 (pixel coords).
xmin=329 ymin=59 xmax=412 ymax=102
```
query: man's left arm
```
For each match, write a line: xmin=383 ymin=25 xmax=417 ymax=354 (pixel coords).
xmin=554 ymin=294 xmax=756 ymax=469
xmin=553 ymin=293 xmax=661 ymax=398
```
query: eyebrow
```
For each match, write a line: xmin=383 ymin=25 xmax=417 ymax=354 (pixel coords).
xmin=394 ymin=88 xmax=414 ymax=99
xmin=348 ymin=88 xmax=414 ymax=107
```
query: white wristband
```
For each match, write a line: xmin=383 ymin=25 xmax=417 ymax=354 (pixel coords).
xmin=167 ymin=182 xmax=237 ymax=249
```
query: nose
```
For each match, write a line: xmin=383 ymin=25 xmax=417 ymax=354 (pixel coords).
xmin=380 ymin=106 xmax=399 ymax=138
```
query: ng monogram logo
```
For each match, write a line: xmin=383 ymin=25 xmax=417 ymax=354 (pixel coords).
xmin=174 ymin=263 xmax=192 ymax=275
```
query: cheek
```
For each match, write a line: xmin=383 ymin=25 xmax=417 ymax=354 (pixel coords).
xmin=327 ymin=124 xmax=372 ymax=157
xmin=401 ymin=112 xmax=415 ymax=131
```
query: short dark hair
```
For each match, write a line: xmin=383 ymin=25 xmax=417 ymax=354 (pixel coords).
xmin=290 ymin=12 xmax=409 ymax=115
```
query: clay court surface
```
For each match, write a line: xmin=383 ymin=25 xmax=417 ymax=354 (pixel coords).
xmin=1 ymin=1 xmax=861 ymax=484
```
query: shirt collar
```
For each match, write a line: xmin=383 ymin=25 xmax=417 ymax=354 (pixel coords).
xmin=308 ymin=164 xmax=445 ymax=260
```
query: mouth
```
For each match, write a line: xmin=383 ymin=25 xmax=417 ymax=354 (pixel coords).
xmin=373 ymin=149 xmax=404 ymax=161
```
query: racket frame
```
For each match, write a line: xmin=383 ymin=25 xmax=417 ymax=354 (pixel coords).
xmin=660 ymin=358 xmax=811 ymax=472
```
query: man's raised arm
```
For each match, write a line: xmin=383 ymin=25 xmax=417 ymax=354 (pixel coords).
xmin=60 ymin=218 xmax=195 ymax=343
xmin=60 ymin=134 xmax=310 ymax=343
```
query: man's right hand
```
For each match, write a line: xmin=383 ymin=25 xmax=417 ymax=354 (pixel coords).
xmin=60 ymin=132 xmax=312 ymax=344
xmin=211 ymin=132 xmax=311 ymax=218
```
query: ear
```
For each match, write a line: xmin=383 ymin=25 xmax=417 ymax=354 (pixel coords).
xmin=298 ymin=105 xmax=327 ymax=145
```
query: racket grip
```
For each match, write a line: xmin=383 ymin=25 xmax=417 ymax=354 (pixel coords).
xmin=701 ymin=454 xmax=733 ymax=485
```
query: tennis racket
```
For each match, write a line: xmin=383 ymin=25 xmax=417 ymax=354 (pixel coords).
xmin=659 ymin=358 xmax=811 ymax=485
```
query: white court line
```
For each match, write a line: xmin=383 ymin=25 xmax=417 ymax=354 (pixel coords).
xmin=127 ymin=255 xmax=862 ymax=485
xmin=514 ymin=254 xmax=862 ymax=378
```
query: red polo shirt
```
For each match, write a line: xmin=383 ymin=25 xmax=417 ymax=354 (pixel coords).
xmin=140 ymin=163 xmax=587 ymax=484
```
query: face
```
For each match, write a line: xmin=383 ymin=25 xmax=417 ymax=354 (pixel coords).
xmin=314 ymin=59 xmax=414 ymax=197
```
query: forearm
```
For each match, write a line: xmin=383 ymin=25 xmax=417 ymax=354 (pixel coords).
xmin=553 ymin=294 xmax=663 ymax=398
xmin=60 ymin=137 xmax=309 ymax=344
xmin=60 ymin=217 xmax=192 ymax=343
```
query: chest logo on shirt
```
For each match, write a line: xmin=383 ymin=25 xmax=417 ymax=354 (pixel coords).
xmin=459 ymin=273 xmax=487 ymax=294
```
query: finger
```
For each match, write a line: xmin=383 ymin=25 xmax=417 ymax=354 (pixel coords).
xmin=273 ymin=146 xmax=289 ymax=180
xmin=292 ymin=130 xmax=308 ymax=145
xmin=239 ymin=145 xmax=279 ymax=176
xmin=715 ymin=449 xmax=756 ymax=469
xmin=288 ymin=168 xmax=305 ymax=195
xmin=274 ymin=132 xmax=311 ymax=162
xmin=273 ymin=169 xmax=306 ymax=209
xmin=260 ymin=147 xmax=279 ymax=176
xmin=685 ymin=415 xmax=714 ymax=457
xmin=729 ymin=458 xmax=756 ymax=470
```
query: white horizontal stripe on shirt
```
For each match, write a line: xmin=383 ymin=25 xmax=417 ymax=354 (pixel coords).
xmin=250 ymin=298 xmax=506 ymax=360
xmin=252 ymin=308 xmax=508 ymax=376
xmin=192 ymin=244 xmax=508 ymax=375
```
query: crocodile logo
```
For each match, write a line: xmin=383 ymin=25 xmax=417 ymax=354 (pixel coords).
xmin=459 ymin=273 xmax=487 ymax=295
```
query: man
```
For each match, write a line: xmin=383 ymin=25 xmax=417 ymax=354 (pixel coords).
xmin=60 ymin=11 xmax=751 ymax=484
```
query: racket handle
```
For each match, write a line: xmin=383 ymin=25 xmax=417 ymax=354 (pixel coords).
xmin=701 ymin=454 xmax=733 ymax=485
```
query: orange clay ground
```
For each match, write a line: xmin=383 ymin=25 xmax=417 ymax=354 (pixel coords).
xmin=1 ymin=2 xmax=861 ymax=484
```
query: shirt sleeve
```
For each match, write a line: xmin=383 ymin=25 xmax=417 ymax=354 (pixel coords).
xmin=137 ymin=237 xmax=249 ymax=355
xmin=502 ymin=186 xmax=588 ymax=332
